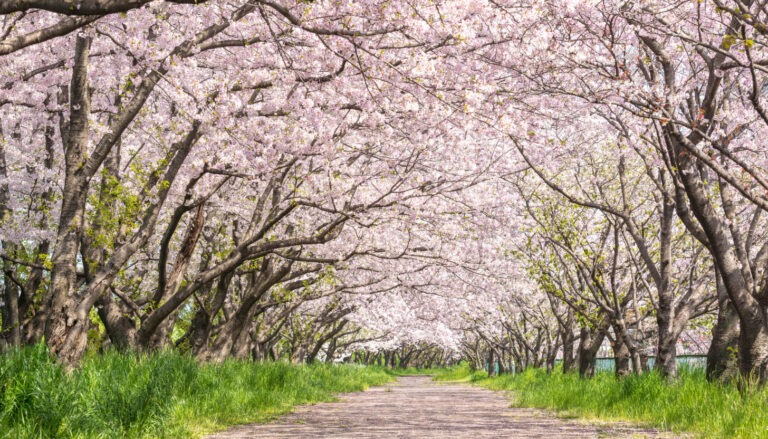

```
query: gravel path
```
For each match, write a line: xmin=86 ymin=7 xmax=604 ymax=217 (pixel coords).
xmin=207 ymin=376 xmax=672 ymax=438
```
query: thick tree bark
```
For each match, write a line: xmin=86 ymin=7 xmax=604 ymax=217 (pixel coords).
xmin=45 ymin=35 xmax=93 ymax=366
xmin=96 ymin=290 xmax=137 ymax=350
xmin=561 ymin=321 xmax=576 ymax=373
xmin=613 ymin=335 xmax=632 ymax=377
xmin=614 ymin=325 xmax=642 ymax=376
xmin=387 ymin=350 xmax=397 ymax=368
xmin=707 ymin=270 xmax=740 ymax=381
xmin=577 ymin=324 xmax=607 ymax=378
xmin=189 ymin=274 xmax=230 ymax=359
xmin=230 ymin=321 xmax=255 ymax=360
xmin=655 ymin=318 xmax=678 ymax=378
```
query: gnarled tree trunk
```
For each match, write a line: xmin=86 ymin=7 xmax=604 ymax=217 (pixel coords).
xmin=577 ymin=324 xmax=607 ymax=378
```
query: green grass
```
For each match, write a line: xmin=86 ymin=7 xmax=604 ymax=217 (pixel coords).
xmin=430 ymin=363 xmax=488 ymax=382
xmin=382 ymin=363 xmax=489 ymax=380
xmin=471 ymin=367 xmax=768 ymax=438
xmin=386 ymin=365 xmax=456 ymax=376
xmin=0 ymin=344 xmax=394 ymax=438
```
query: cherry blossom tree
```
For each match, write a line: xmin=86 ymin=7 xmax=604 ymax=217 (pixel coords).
xmin=0 ymin=0 xmax=513 ymax=365
xmin=8 ymin=0 xmax=763 ymax=382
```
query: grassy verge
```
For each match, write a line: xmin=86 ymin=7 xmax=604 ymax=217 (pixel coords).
xmin=383 ymin=363 xmax=487 ymax=379
xmin=386 ymin=366 xmax=455 ymax=376
xmin=471 ymin=367 xmax=768 ymax=438
xmin=0 ymin=344 xmax=394 ymax=438
xmin=430 ymin=363 xmax=487 ymax=382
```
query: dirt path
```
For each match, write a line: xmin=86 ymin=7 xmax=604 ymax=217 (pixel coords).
xmin=208 ymin=376 xmax=671 ymax=438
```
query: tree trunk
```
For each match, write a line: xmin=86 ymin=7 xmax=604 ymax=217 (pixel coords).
xmin=577 ymin=325 xmax=606 ymax=378
xmin=230 ymin=321 xmax=254 ymax=360
xmin=613 ymin=336 xmax=632 ymax=378
xmin=45 ymin=35 xmax=93 ymax=366
xmin=546 ymin=340 xmax=558 ymax=374
xmin=208 ymin=260 xmax=289 ymax=363
xmin=562 ymin=328 xmax=575 ymax=373
xmin=615 ymin=324 xmax=642 ymax=375
xmin=707 ymin=274 xmax=740 ymax=382
xmin=654 ymin=193 xmax=679 ymax=379
xmin=655 ymin=316 xmax=679 ymax=378
xmin=639 ymin=353 xmax=650 ymax=373
xmin=22 ymin=243 xmax=51 ymax=345
xmin=96 ymin=291 xmax=137 ymax=350
xmin=85 ymin=138 xmax=138 ymax=352
xmin=0 ymin=146 xmax=21 ymax=349
xmin=150 ymin=204 xmax=206 ymax=349
xmin=209 ymin=300 xmax=261 ymax=363
xmin=189 ymin=275 xmax=228 ymax=359
xmin=252 ymin=340 xmax=269 ymax=362
xmin=669 ymin=131 xmax=768 ymax=380
xmin=21 ymin=119 xmax=55 ymax=346
xmin=1 ymin=266 xmax=21 ymax=349
xmin=324 ymin=337 xmax=338 ymax=363
xmin=487 ymin=348 xmax=495 ymax=376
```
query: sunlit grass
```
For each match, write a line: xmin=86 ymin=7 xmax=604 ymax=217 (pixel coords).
xmin=472 ymin=367 xmax=768 ymax=438
xmin=385 ymin=365 xmax=456 ymax=376
xmin=381 ymin=362 xmax=489 ymax=381
xmin=0 ymin=344 xmax=394 ymax=438
xmin=431 ymin=363 xmax=487 ymax=382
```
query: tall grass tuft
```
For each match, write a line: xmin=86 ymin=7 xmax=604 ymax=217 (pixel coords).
xmin=0 ymin=344 xmax=393 ymax=438
xmin=474 ymin=367 xmax=768 ymax=438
